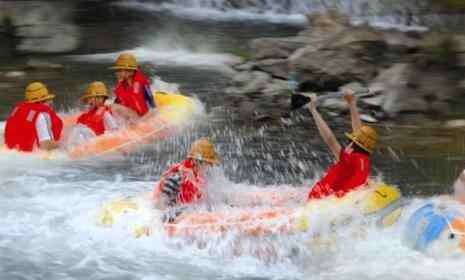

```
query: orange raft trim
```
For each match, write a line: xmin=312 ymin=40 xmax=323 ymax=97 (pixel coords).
xmin=163 ymin=208 xmax=296 ymax=237
xmin=65 ymin=92 xmax=194 ymax=159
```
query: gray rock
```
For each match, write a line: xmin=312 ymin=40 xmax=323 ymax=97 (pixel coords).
xmin=362 ymin=94 xmax=385 ymax=107
xmin=262 ymin=79 xmax=289 ymax=97
xmin=365 ymin=63 xmax=459 ymax=116
xmin=366 ymin=63 xmax=421 ymax=116
xmin=290 ymin=46 xmax=379 ymax=87
xmin=255 ymin=59 xmax=289 ymax=79
xmin=224 ymin=87 xmax=242 ymax=95
xmin=230 ymin=71 xmax=271 ymax=94
xmin=326 ymin=27 xmax=385 ymax=49
xmin=321 ymin=98 xmax=349 ymax=112
xmin=383 ymin=31 xmax=422 ymax=49
xmin=250 ymin=37 xmax=307 ymax=60
xmin=233 ymin=61 xmax=256 ymax=71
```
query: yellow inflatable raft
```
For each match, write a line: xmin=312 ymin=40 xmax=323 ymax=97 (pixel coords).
xmin=97 ymin=181 xmax=403 ymax=238
xmin=66 ymin=91 xmax=195 ymax=159
xmin=0 ymin=91 xmax=196 ymax=160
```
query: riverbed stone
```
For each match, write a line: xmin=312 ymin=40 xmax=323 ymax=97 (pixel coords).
xmin=255 ymin=59 xmax=289 ymax=79
xmin=228 ymin=70 xmax=271 ymax=94
xmin=233 ymin=61 xmax=257 ymax=71
xmin=250 ymin=37 xmax=307 ymax=60
xmin=290 ymin=46 xmax=379 ymax=88
xmin=224 ymin=10 xmax=465 ymax=124
xmin=262 ymin=78 xmax=289 ymax=96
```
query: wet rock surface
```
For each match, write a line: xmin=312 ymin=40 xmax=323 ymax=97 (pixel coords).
xmin=224 ymin=10 xmax=465 ymax=124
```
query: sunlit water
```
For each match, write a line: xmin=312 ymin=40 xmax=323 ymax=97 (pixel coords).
xmin=1 ymin=4 xmax=465 ymax=280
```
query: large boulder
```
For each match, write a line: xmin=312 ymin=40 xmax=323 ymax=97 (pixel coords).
xmin=364 ymin=63 xmax=460 ymax=117
xmin=289 ymin=43 xmax=381 ymax=90
xmin=255 ymin=59 xmax=290 ymax=79
xmin=225 ymin=71 xmax=271 ymax=95
xmin=325 ymin=26 xmax=385 ymax=49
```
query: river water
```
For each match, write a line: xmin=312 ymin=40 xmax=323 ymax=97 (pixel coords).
xmin=1 ymin=2 xmax=465 ymax=279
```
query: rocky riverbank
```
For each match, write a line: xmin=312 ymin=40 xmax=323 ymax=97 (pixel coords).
xmin=224 ymin=11 xmax=465 ymax=124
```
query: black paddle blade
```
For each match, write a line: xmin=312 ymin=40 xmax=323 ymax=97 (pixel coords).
xmin=291 ymin=93 xmax=310 ymax=111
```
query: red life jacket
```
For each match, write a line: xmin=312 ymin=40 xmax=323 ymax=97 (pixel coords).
xmin=4 ymin=102 xmax=63 ymax=152
xmin=308 ymin=149 xmax=370 ymax=200
xmin=153 ymin=159 xmax=206 ymax=205
xmin=76 ymin=106 xmax=112 ymax=136
xmin=114 ymin=69 xmax=150 ymax=116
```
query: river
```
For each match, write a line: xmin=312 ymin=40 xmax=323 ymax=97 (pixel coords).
xmin=0 ymin=2 xmax=464 ymax=279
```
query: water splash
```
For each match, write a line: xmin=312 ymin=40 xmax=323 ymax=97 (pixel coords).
xmin=67 ymin=47 xmax=241 ymax=72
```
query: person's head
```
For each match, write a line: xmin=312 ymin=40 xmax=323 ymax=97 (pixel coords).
xmin=345 ymin=125 xmax=377 ymax=155
xmin=454 ymin=171 xmax=465 ymax=204
xmin=80 ymin=81 xmax=109 ymax=108
xmin=187 ymin=138 xmax=220 ymax=173
xmin=24 ymin=82 xmax=55 ymax=105
xmin=110 ymin=53 xmax=138 ymax=82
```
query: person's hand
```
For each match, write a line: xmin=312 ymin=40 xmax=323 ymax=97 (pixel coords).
xmin=343 ymin=88 xmax=355 ymax=105
xmin=307 ymin=93 xmax=317 ymax=112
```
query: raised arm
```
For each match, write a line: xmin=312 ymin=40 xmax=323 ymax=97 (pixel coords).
xmin=307 ymin=94 xmax=341 ymax=159
xmin=344 ymin=88 xmax=362 ymax=132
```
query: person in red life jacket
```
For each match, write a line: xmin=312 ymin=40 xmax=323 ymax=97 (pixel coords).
xmin=4 ymin=82 xmax=63 ymax=152
xmin=109 ymin=53 xmax=155 ymax=120
xmin=153 ymin=138 xmax=220 ymax=212
xmin=76 ymin=81 xmax=119 ymax=136
xmin=307 ymin=89 xmax=378 ymax=200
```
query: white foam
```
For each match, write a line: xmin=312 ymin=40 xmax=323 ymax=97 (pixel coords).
xmin=115 ymin=0 xmax=432 ymax=32
xmin=115 ymin=1 xmax=309 ymax=25
xmin=67 ymin=48 xmax=241 ymax=72
xmin=352 ymin=16 xmax=429 ymax=32
xmin=0 ymin=130 xmax=464 ymax=279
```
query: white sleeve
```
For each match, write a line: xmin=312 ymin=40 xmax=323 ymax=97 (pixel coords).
xmin=35 ymin=113 xmax=53 ymax=142
xmin=103 ymin=112 xmax=119 ymax=131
